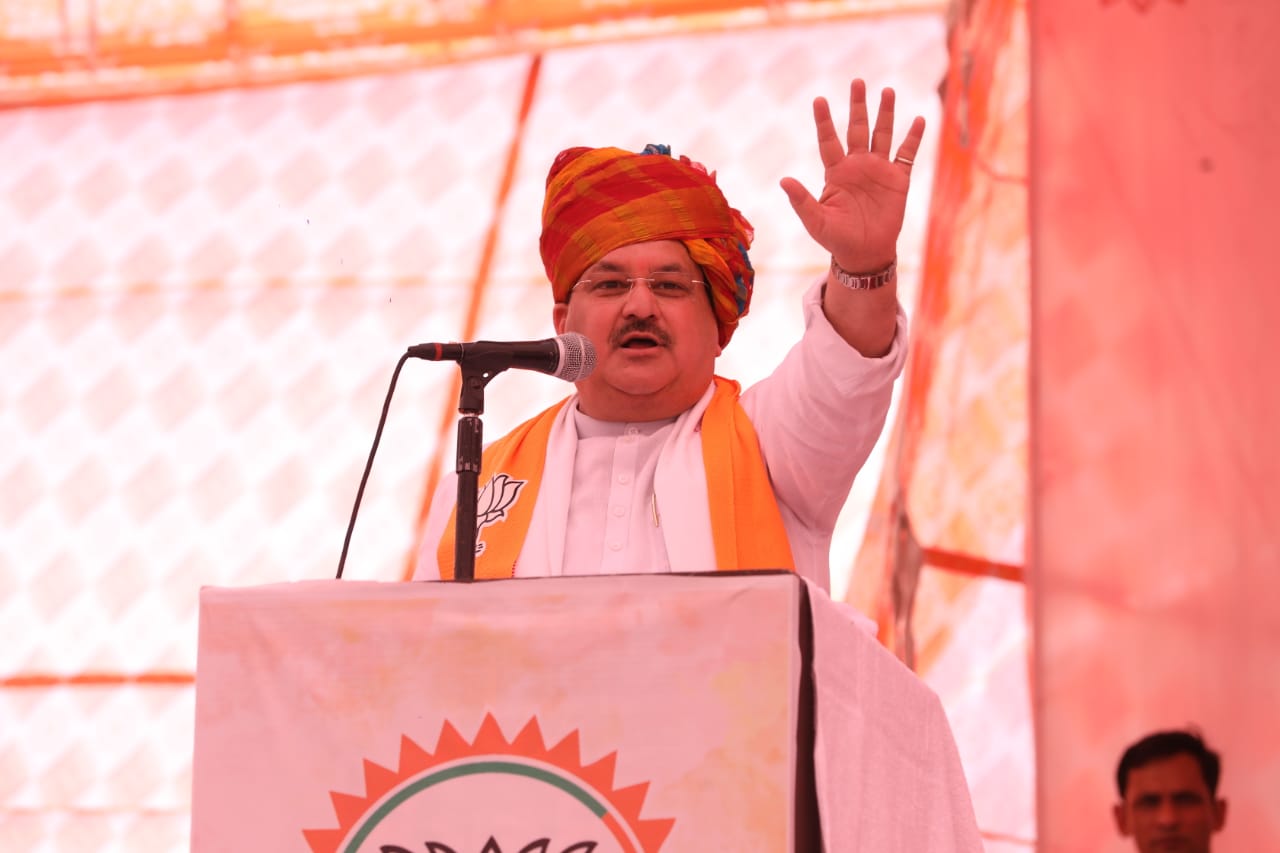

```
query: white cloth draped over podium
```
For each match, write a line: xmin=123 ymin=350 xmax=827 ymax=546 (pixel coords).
xmin=192 ymin=573 xmax=980 ymax=852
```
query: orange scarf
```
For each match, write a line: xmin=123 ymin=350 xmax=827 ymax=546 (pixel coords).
xmin=436 ymin=377 xmax=795 ymax=579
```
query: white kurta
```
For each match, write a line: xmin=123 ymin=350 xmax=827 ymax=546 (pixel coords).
xmin=415 ymin=281 xmax=907 ymax=592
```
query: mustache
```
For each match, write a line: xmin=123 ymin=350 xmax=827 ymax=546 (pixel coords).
xmin=611 ymin=318 xmax=672 ymax=347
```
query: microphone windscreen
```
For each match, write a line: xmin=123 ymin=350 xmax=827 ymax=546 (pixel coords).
xmin=555 ymin=332 xmax=596 ymax=381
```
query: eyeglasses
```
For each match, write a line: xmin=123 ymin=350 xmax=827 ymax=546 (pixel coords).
xmin=570 ymin=274 xmax=706 ymax=301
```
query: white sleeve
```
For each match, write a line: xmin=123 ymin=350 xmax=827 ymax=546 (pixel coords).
xmin=741 ymin=281 xmax=908 ymax=535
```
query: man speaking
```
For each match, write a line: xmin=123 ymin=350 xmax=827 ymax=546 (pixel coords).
xmin=416 ymin=78 xmax=924 ymax=592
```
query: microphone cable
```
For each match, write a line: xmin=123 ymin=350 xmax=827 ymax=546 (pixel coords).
xmin=335 ymin=353 xmax=410 ymax=579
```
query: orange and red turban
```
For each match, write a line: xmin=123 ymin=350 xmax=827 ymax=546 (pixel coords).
xmin=539 ymin=143 xmax=755 ymax=348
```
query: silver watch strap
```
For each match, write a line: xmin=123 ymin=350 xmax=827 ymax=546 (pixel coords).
xmin=830 ymin=257 xmax=896 ymax=290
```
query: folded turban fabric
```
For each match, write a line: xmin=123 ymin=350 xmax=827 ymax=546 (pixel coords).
xmin=540 ymin=143 xmax=755 ymax=348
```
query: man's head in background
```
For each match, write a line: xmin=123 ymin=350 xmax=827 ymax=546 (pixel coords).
xmin=1113 ymin=729 xmax=1226 ymax=853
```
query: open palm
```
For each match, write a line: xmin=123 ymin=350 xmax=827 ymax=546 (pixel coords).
xmin=781 ymin=79 xmax=925 ymax=274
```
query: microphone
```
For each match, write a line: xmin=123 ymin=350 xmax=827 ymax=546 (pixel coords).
xmin=406 ymin=332 xmax=596 ymax=381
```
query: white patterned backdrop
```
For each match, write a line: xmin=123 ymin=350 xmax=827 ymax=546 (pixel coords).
xmin=1 ymin=14 xmax=1036 ymax=851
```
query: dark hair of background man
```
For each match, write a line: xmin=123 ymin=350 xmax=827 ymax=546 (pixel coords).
xmin=1116 ymin=730 xmax=1222 ymax=797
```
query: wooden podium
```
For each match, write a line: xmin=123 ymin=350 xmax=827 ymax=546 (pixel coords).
xmin=191 ymin=572 xmax=980 ymax=852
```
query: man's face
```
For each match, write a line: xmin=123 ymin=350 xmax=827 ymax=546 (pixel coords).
xmin=553 ymin=239 xmax=722 ymax=422
xmin=1113 ymin=753 xmax=1227 ymax=853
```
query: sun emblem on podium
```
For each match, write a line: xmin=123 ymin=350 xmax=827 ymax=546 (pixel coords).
xmin=303 ymin=713 xmax=674 ymax=853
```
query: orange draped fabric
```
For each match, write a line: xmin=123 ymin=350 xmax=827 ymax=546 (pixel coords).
xmin=1032 ymin=1 xmax=1280 ymax=849
xmin=849 ymin=0 xmax=1028 ymax=648
xmin=847 ymin=0 xmax=1033 ymax=844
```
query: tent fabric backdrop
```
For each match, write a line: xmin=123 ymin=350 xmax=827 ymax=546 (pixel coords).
xmin=0 ymin=0 xmax=949 ymax=106
xmin=1 ymin=9 xmax=1022 ymax=850
xmin=849 ymin=0 xmax=1032 ymax=847
xmin=1032 ymin=1 xmax=1280 ymax=850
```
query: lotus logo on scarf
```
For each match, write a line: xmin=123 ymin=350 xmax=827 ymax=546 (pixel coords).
xmin=474 ymin=473 xmax=526 ymax=556
xmin=302 ymin=714 xmax=674 ymax=853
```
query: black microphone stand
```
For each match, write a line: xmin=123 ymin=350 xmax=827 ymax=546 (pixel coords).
xmin=453 ymin=362 xmax=502 ymax=581
xmin=337 ymin=339 xmax=588 ymax=582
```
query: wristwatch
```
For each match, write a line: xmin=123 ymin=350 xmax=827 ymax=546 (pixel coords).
xmin=830 ymin=257 xmax=897 ymax=290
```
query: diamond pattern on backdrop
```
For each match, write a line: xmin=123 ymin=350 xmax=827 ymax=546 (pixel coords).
xmin=1 ymin=60 xmax=530 ymax=296
xmin=0 ymin=15 xmax=1009 ymax=851
xmin=0 ymin=1 xmax=935 ymax=106
xmin=2 ymin=686 xmax=193 ymax=810
xmin=846 ymin=0 xmax=1032 ymax=844
xmin=915 ymin=570 xmax=1033 ymax=842
xmin=904 ymin=26 xmax=1028 ymax=568
xmin=1 ymin=56 xmax=528 ymax=849
xmin=476 ymin=17 xmax=945 ymax=511
xmin=0 ymin=281 xmax=481 ymax=673
xmin=0 ymin=58 xmax=535 ymax=666
xmin=0 ymin=813 xmax=189 ymax=853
